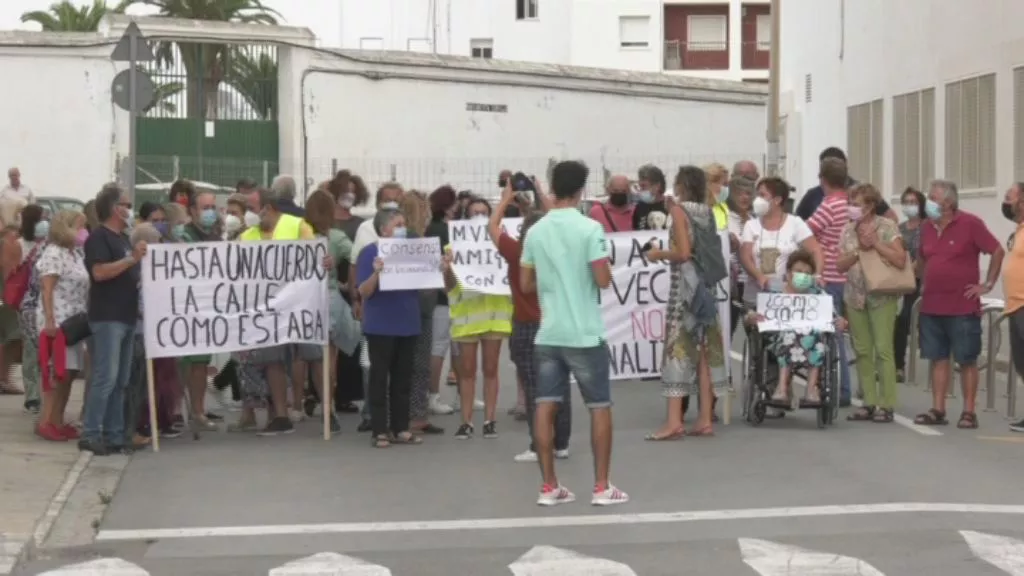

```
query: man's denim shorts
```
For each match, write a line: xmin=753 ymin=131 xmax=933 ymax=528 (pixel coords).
xmin=535 ymin=344 xmax=612 ymax=409
xmin=919 ymin=313 xmax=982 ymax=365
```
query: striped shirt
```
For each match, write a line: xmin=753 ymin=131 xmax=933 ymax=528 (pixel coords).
xmin=807 ymin=193 xmax=848 ymax=284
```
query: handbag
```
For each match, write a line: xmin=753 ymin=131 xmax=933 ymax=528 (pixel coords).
xmin=60 ymin=313 xmax=92 ymax=346
xmin=3 ymin=242 xmax=42 ymax=309
xmin=859 ymin=249 xmax=915 ymax=295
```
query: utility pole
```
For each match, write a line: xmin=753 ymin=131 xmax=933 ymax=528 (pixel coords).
xmin=765 ymin=0 xmax=782 ymax=177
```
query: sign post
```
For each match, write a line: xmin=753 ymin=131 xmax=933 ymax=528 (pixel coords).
xmin=110 ymin=21 xmax=155 ymax=202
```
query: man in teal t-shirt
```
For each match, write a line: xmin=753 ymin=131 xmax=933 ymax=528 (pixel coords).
xmin=520 ymin=160 xmax=628 ymax=509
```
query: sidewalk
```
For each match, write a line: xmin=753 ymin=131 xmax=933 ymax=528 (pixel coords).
xmin=0 ymin=386 xmax=88 ymax=575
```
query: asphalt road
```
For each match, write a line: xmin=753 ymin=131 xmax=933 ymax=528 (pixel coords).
xmin=18 ymin=332 xmax=1024 ymax=575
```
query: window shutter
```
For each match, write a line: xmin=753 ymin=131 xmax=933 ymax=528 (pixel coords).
xmin=756 ymin=14 xmax=771 ymax=50
xmin=961 ymin=78 xmax=980 ymax=189
xmin=870 ymin=99 xmax=884 ymax=185
xmin=619 ymin=16 xmax=650 ymax=47
xmin=893 ymin=94 xmax=908 ymax=192
xmin=978 ymin=74 xmax=996 ymax=188
xmin=687 ymin=15 xmax=727 ymax=50
xmin=945 ymin=81 xmax=963 ymax=186
xmin=921 ymin=89 xmax=936 ymax=185
xmin=906 ymin=92 xmax=921 ymax=190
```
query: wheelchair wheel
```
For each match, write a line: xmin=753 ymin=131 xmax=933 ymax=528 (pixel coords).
xmin=750 ymin=400 xmax=766 ymax=426
xmin=816 ymin=404 xmax=829 ymax=428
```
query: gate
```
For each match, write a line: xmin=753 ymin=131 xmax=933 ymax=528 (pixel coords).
xmin=135 ymin=42 xmax=279 ymax=203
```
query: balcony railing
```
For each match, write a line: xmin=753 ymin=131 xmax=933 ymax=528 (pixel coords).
xmin=663 ymin=40 xmax=771 ymax=71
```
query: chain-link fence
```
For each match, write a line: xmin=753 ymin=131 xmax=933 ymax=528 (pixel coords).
xmin=125 ymin=153 xmax=767 ymax=202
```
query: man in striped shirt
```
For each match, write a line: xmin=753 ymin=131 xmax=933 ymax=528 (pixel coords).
xmin=807 ymin=157 xmax=854 ymax=405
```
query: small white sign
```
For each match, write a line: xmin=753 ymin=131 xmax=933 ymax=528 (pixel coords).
xmin=268 ymin=552 xmax=391 ymax=575
xmin=756 ymin=292 xmax=834 ymax=333
xmin=739 ymin=538 xmax=886 ymax=576
xmin=508 ymin=545 xmax=637 ymax=575
xmin=378 ymin=237 xmax=443 ymax=291
xmin=38 ymin=558 xmax=150 ymax=576
xmin=961 ymin=530 xmax=1024 ymax=575
xmin=446 ymin=217 xmax=522 ymax=295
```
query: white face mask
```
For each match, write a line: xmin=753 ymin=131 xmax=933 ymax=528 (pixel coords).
xmin=380 ymin=201 xmax=399 ymax=211
xmin=244 ymin=211 xmax=260 ymax=227
xmin=901 ymin=204 xmax=919 ymax=219
xmin=752 ymin=196 xmax=771 ymax=217
xmin=224 ymin=214 xmax=242 ymax=233
xmin=339 ymin=194 xmax=355 ymax=209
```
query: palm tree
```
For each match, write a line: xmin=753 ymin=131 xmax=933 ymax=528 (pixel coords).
xmin=228 ymin=47 xmax=277 ymax=120
xmin=124 ymin=0 xmax=281 ymax=119
xmin=21 ymin=0 xmax=130 ymax=32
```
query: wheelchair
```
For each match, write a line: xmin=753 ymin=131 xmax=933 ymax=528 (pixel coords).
xmin=740 ymin=314 xmax=840 ymax=429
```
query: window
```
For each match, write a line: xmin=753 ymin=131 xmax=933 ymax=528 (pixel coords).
xmin=516 ymin=0 xmax=538 ymax=20
xmin=945 ymin=74 xmax=996 ymax=190
xmin=470 ymin=38 xmax=493 ymax=59
xmin=846 ymin=99 xmax=884 ymax=185
xmin=359 ymin=37 xmax=384 ymax=50
xmin=407 ymin=38 xmax=432 ymax=52
xmin=618 ymin=16 xmax=650 ymax=48
xmin=892 ymin=89 xmax=936 ymax=193
xmin=687 ymin=15 xmax=727 ymax=51
xmin=756 ymin=14 xmax=771 ymax=51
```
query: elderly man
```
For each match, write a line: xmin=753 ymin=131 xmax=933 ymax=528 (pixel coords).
xmin=239 ymin=187 xmax=332 ymax=435
xmin=588 ymin=174 xmax=634 ymax=233
xmin=914 ymin=179 xmax=1004 ymax=430
xmin=271 ymin=175 xmax=304 ymax=217
xmin=731 ymin=160 xmax=760 ymax=182
xmin=0 ymin=168 xmax=31 ymax=227
xmin=178 ymin=191 xmax=225 ymax=428
xmin=82 ymin=183 xmax=146 ymax=455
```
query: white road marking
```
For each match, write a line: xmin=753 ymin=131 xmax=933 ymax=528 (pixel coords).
xmin=37 ymin=558 xmax=149 ymax=576
xmin=34 ymin=452 xmax=93 ymax=547
xmin=268 ymin=552 xmax=391 ymax=576
xmin=95 ymin=503 xmax=1024 ymax=541
xmin=739 ymin=538 xmax=886 ymax=575
xmin=961 ymin=530 xmax=1024 ymax=575
xmin=508 ymin=545 xmax=636 ymax=576
xmin=727 ymin=350 xmax=942 ymax=436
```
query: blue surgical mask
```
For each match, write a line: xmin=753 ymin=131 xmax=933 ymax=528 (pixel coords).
xmin=791 ymin=272 xmax=814 ymax=292
xmin=901 ymin=204 xmax=919 ymax=219
xmin=718 ymin=186 xmax=730 ymax=202
xmin=392 ymin=226 xmax=407 ymax=238
xmin=380 ymin=201 xmax=399 ymax=210
xmin=925 ymin=199 xmax=942 ymax=220
xmin=34 ymin=220 xmax=49 ymax=240
xmin=199 ymin=208 xmax=218 ymax=229
xmin=635 ymin=190 xmax=654 ymax=204
xmin=153 ymin=222 xmax=169 ymax=237
xmin=172 ymin=224 xmax=186 ymax=239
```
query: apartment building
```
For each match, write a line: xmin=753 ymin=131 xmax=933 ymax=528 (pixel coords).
xmin=338 ymin=0 xmax=771 ymax=81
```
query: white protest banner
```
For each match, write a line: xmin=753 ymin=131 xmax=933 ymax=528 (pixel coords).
xmin=601 ymin=230 xmax=731 ymax=381
xmin=378 ymin=237 xmax=443 ymax=291
xmin=447 ymin=217 xmax=522 ymax=295
xmin=756 ymin=292 xmax=834 ymax=333
xmin=141 ymin=239 xmax=330 ymax=359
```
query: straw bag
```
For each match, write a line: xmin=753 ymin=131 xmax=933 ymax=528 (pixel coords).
xmin=859 ymin=249 xmax=915 ymax=295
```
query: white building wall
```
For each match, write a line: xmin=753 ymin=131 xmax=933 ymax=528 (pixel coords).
xmin=338 ymin=0 xmax=766 ymax=81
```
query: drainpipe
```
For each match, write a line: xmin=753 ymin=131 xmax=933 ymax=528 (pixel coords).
xmin=765 ymin=0 xmax=781 ymax=177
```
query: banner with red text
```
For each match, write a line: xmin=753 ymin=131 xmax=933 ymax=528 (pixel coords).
xmin=601 ymin=230 xmax=730 ymax=381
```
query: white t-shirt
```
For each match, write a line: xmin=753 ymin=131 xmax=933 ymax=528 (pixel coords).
xmin=350 ymin=218 xmax=379 ymax=264
xmin=740 ymin=214 xmax=813 ymax=302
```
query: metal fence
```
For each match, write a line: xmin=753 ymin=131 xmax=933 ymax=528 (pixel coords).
xmin=140 ymin=43 xmax=278 ymax=121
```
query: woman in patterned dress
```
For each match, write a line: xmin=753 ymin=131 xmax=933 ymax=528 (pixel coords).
xmin=893 ymin=187 xmax=925 ymax=382
xmin=644 ymin=166 xmax=728 ymax=440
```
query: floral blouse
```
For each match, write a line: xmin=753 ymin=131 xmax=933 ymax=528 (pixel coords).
xmin=839 ymin=217 xmax=901 ymax=311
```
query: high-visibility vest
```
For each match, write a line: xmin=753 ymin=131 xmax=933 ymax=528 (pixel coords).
xmin=239 ymin=213 xmax=303 ymax=241
xmin=712 ymin=201 xmax=729 ymax=231
xmin=444 ymin=247 xmax=513 ymax=338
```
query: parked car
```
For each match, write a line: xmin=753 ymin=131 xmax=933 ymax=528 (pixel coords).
xmin=37 ymin=196 xmax=85 ymax=218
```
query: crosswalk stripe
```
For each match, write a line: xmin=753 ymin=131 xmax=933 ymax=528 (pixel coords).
xmin=268 ymin=552 xmax=391 ymax=576
xmin=961 ymin=530 xmax=1024 ymax=575
xmin=36 ymin=558 xmax=149 ymax=576
xmin=508 ymin=546 xmax=637 ymax=576
xmin=739 ymin=538 xmax=887 ymax=575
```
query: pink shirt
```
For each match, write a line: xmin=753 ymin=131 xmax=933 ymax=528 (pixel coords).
xmin=807 ymin=192 xmax=849 ymax=284
xmin=920 ymin=210 xmax=1001 ymax=316
xmin=588 ymin=202 xmax=635 ymax=233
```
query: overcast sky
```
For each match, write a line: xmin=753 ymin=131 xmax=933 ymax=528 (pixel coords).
xmin=0 ymin=0 xmax=340 ymax=45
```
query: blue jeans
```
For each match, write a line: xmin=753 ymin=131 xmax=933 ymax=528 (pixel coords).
xmin=535 ymin=344 xmax=612 ymax=409
xmin=825 ymin=283 xmax=852 ymax=401
xmin=82 ymin=322 xmax=136 ymax=445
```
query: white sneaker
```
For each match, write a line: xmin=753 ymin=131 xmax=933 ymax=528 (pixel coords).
xmin=429 ymin=394 xmax=454 ymax=415
xmin=473 ymin=399 xmax=485 ymax=411
xmin=537 ymin=484 xmax=576 ymax=507
xmin=289 ymin=409 xmax=305 ymax=423
xmin=591 ymin=483 xmax=629 ymax=506
xmin=515 ymin=449 xmax=570 ymax=463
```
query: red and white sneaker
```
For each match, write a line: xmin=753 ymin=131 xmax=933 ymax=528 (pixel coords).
xmin=536 ymin=484 xmax=576 ymax=507
xmin=591 ymin=483 xmax=629 ymax=506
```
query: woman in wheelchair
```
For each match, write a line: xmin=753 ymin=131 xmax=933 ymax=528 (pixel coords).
xmin=750 ymin=250 xmax=846 ymax=406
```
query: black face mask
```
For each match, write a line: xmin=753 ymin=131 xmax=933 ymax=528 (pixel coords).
xmin=608 ymin=194 xmax=629 ymax=207
xmin=1003 ymin=202 xmax=1017 ymax=221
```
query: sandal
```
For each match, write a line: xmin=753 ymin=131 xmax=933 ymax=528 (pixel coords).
xmin=644 ymin=427 xmax=685 ymax=441
xmin=372 ymin=434 xmax=390 ymax=448
xmin=872 ymin=408 xmax=894 ymax=423
xmin=392 ymin=431 xmax=423 ymax=445
xmin=913 ymin=408 xmax=948 ymax=426
xmin=847 ymin=406 xmax=875 ymax=421
xmin=688 ymin=425 xmax=714 ymax=437
xmin=413 ymin=423 xmax=445 ymax=435
xmin=957 ymin=411 xmax=979 ymax=429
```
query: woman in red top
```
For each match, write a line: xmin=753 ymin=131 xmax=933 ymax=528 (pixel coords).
xmin=488 ymin=184 xmax=572 ymax=463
